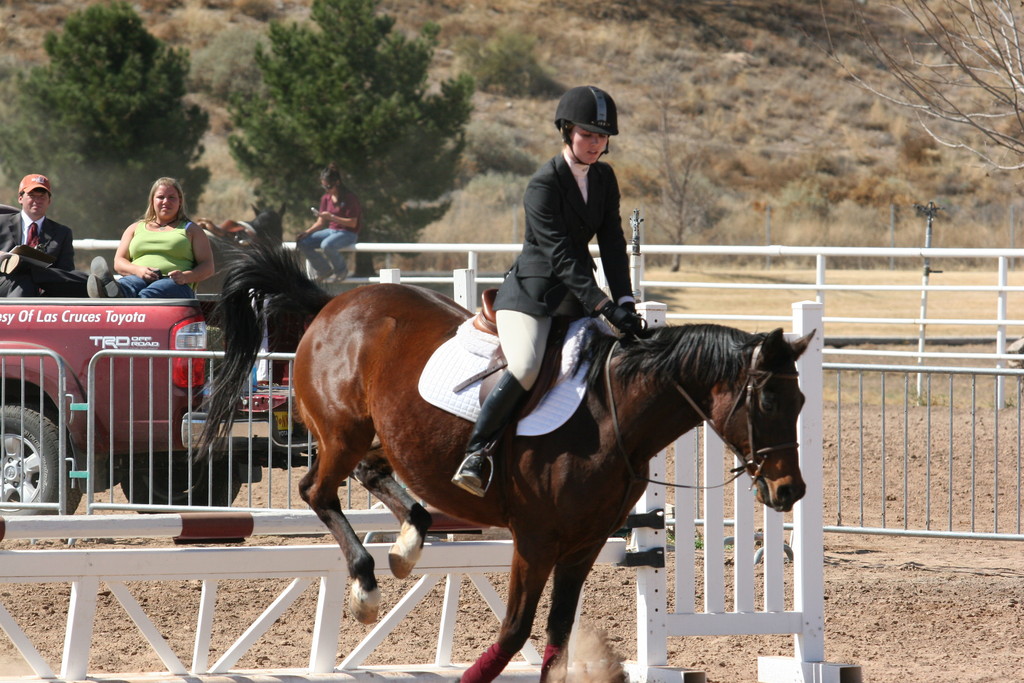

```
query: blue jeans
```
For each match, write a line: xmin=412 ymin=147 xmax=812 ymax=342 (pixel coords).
xmin=117 ymin=275 xmax=196 ymax=299
xmin=296 ymin=229 xmax=357 ymax=277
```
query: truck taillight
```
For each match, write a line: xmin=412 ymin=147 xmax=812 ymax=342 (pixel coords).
xmin=172 ymin=319 xmax=207 ymax=388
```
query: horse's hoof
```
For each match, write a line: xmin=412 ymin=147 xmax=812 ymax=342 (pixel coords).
xmin=349 ymin=582 xmax=380 ymax=625
xmin=388 ymin=521 xmax=424 ymax=579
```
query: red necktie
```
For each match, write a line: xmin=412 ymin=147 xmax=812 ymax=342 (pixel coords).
xmin=26 ymin=222 xmax=39 ymax=248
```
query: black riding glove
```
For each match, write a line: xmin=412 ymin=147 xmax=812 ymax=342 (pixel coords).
xmin=599 ymin=301 xmax=645 ymax=337
xmin=620 ymin=300 xmax=636 ymax=314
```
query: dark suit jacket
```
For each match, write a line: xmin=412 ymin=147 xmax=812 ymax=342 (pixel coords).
xmin=0 ymin=212 xmax=88 ymax=296
xmin=494 ymin=154 xmax=632 ymax=317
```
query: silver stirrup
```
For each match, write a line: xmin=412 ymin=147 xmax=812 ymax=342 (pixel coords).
xmin=451 ymin=453 xmax=494 ymax=497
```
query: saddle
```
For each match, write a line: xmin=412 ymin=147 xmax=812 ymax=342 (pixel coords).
xmin=459 ymin=288 xmax=572 ymax=417
xmin=197 ymin=218 xmax=257 ymax=246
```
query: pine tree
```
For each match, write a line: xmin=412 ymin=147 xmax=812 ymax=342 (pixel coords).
xmin=229 ymin=0 xmax=474 ymax=245
xmin=0 ymin=1 xmax=208 ymax=238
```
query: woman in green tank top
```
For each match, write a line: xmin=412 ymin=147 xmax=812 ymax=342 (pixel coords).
xmin=88 ymin=177 xmax=215 ymax=298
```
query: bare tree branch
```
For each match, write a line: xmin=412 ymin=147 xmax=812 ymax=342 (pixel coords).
xmin=647 ymin=68 xmax=720 ymax=271
xmin=828 ymin=0 xmax=1024 ymax=169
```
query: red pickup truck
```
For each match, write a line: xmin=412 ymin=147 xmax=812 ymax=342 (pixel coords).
xmin=0 ymin=297 xmax=235 ymax=513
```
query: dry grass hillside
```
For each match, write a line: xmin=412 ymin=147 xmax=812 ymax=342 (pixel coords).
xmin=1 ymin=0 xmax=1021 ymax=261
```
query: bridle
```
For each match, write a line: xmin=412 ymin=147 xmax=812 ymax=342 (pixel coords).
xmin=604 ymin=339 xmax=800 ymax=492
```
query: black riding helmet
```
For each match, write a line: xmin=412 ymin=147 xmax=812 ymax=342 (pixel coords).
xmin=554 ymin=86 xmax=618 ymax=144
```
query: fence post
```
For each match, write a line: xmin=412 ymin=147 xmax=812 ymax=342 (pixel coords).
xmin=379 ymin=268 xmax=401 ymax=284
xmin=791 ymin=300 xmax=825 ymax=664
xmin=453 ymin=268 xmax=476 ymax=310
xmin=594 ymin=257 xmax=607 ymax=290
xmin=889 ymin=203 xmax=896 ymax=270
xmin=815 ymin=254 xmax=826 ymax=306
xmin=632 ymin=302 xmax=669 ymax=670
xmin=1010 ymin=205 xmax=1016 ymax=271
xmin=997 ymin=257 xmax=1008 ymax=408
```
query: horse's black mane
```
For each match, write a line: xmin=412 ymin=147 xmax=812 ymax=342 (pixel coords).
xmin=582 ymin=323 xmax=764 ymax=394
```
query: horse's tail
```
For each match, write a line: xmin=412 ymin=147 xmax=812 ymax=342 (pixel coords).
xmin=197 ymin=241 xmax=331 ymax=454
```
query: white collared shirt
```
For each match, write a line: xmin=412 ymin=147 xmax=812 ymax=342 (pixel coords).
xmin=20 ymin=211 xmax=45 ymax=244
xmin=562 ymin=149 xmax=590 ymax=203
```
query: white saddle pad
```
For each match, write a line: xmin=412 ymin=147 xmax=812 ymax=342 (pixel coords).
xmin=418 ymin=316 xmax=604 ymax=436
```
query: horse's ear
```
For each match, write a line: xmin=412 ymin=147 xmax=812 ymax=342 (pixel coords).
xmin=278 ymin=203 xmax=286 ymax=216
xmin=759 ymin=327 xmax=815 ymax=365
xmin=789 ymin=329 xmax=816 ymax=359
xmin=252 ymin=203 xmax=261 ymax=216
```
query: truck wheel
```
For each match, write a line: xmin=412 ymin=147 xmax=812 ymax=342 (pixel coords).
xmin=121 ymin=455 xmax=242 ymax=507
xmin=0 ymin=405 xmax=83 ymax=515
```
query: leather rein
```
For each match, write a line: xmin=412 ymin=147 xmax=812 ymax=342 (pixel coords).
xmin=604 ymin=339 xmax=800 ymax=492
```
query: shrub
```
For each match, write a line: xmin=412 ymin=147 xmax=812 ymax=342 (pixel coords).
xmin=190 ymin=26 xmax=266 ymax=103
xmin=461 ymin=120 xmax=537 ymax=178
xmin=899 ymin=130 xmax=940 ymax=166
xmin=777 ymin=177 xmax=831 ymax=220
xmin=455 ymin=30 xmax=559 ymax=97
xmin=234 ymin=0 xmax=279 ymax=21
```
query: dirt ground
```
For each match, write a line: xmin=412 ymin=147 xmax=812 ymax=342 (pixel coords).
xmin=1 ymin=353 xmax=1023 ymax=682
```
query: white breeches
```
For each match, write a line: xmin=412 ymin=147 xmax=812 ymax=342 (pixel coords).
xmin=495 ymin=309 xmax=551 ymax=390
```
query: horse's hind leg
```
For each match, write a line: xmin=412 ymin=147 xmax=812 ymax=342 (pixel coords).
xmin=299 ymin=451 xmax=380 ymax=624
xmin=352 ymin=455 xmax=432 ymax=579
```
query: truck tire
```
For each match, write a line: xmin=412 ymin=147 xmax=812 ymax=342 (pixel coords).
xmin=120 ymin=455 xmax=243 ymax=507
xmin=0 ymin=405 xmax=83 ymax=515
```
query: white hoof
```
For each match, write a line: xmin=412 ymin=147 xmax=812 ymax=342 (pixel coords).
xmin=349 ymin=582 xmax=380 ymax=624
xmin=388 ymin=521 xmax=424 ymax=579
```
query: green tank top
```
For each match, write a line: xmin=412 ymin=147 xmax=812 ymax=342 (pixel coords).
xmin=128 ymin=220 xmax=195 ymax=275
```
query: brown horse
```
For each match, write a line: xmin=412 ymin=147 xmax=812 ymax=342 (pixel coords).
xmin=201 ymin=242 xmax=813 ymax=683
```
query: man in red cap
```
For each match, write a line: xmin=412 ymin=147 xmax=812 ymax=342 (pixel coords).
xmin=0 ymin=173 xmax=89 ymax=297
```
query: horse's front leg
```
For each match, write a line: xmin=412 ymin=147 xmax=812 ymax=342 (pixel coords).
xmin=299 ymin=455 xmax=380 ymax=624
xmin=352 ymin=454 xmax=432 ymax=579
xmin=540 ymin=545 xmax=605 ymax=681
xmin=461 ymin=544 xmax=555 ymax=683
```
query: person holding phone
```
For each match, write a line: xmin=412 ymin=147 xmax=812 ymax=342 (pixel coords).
xmin=295 ymin=162 xmax=361 ymax=283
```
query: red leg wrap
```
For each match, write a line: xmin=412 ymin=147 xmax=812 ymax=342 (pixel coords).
xmin=540 ymin=644 xmax=564 ymax=681
xmin=460 ymin=642 xmax=514 ymax=683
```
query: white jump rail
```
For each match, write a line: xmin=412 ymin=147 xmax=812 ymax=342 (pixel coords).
xmin=0 ymin=509 xmax=625 ymax=681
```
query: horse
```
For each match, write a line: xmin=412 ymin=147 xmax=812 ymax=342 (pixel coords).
xmin=196 ymin=203 xmax=285 ymax=294
xmin=200 ymin=242 xmax=814 ymax=683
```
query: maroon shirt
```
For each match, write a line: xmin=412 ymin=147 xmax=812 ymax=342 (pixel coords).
xmin=320 ymin=189 xmax=361 ymax=234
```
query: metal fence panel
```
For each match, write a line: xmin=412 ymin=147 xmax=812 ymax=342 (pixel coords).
xmin=824 ymin=362 xmax=1024 ymax=540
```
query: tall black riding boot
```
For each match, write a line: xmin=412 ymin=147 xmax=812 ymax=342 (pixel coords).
xmin=452 ymin=372 xmax=527 ymax=497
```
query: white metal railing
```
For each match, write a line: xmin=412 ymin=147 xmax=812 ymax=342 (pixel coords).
xmin=0 ymin=350 xmax=73 ymax=514
xmin=76 ymin=241 xmax=1024 ymax=382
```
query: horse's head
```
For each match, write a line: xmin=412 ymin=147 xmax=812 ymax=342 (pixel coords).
xmin=712 ymin=328 xmax=814 ymax=512
xmin=250 ymin=203 xmax=285 ymax=245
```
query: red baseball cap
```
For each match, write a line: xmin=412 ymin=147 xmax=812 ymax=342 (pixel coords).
xmin=19 ymin=174 xmax=51 ymax=195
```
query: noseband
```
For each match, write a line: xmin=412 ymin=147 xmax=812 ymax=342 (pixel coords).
xmin=606 ymin=340 xmax=799 ymax=491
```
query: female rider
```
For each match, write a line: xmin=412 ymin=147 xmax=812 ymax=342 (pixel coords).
xmin=452 ymin=85 xmax=644 ymax=497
